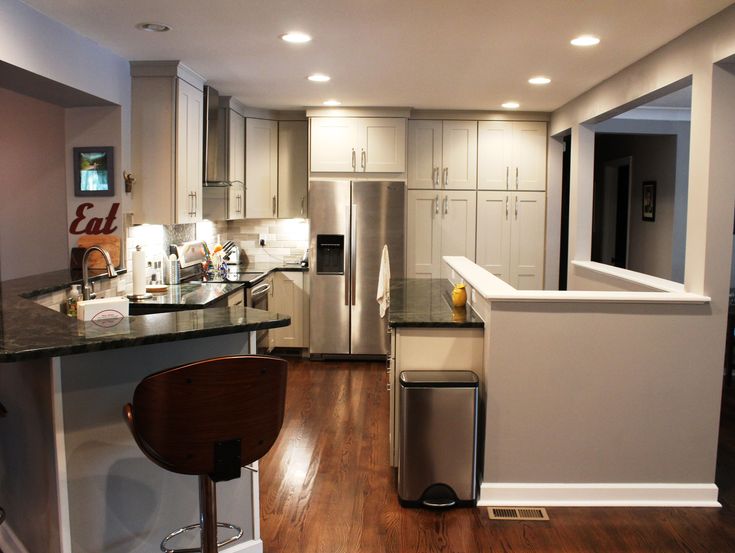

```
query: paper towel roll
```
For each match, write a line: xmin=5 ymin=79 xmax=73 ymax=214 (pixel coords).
xmin=132 ymin=246 xmax=146 ymax=296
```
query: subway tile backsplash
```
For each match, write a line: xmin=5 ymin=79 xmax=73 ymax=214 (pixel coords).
xmin=227 ymin=218 xmax=309 ymax=264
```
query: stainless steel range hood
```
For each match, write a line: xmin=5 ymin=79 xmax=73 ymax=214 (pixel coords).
xmin=203 ymin=85 xmax=229 ymax=186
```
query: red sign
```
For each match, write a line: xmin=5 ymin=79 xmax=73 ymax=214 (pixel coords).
xmin=69 ymin=202 xmax=119 ymax=235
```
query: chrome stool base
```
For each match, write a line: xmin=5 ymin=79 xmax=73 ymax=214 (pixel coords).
xmin=160 ymin=522 xmax=243 ymax=553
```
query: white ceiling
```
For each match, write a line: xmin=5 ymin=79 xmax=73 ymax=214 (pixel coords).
xmin=22 ymin=0 xmax=734 ymax=112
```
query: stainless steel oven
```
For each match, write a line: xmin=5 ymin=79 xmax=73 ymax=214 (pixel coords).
xmin=247 ymin=278 xmax=272 ymax=351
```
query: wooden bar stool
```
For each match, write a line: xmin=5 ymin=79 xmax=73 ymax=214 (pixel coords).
xmin=124 ymin=355 xmax=287 ymax=553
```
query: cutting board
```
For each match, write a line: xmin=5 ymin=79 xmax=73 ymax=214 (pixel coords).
xmin=77 ymin=235 xmax=121 ymax=269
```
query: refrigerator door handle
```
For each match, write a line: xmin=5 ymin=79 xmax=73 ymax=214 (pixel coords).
xmin=345 ymin=205 xmax=351 ymax=306
xmin=350 ymin=203 xmax=357 ymax=305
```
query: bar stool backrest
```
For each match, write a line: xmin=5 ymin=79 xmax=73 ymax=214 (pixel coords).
xmin=124 ymin=355 xmax=287 ymax=482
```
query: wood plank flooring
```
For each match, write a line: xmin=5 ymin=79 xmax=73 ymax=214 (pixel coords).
xmin=259 ymin=359 xmax=735 ymax=553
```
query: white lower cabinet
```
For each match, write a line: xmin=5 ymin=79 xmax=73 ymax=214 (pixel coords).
xmin=269 ymin=272 xmax=307 ymax=349
xmin=388 ymin=327 xmax=484 ymax=467
xmin=476 ymin=191 xmax=545 ymax=289
xmin=407 ymin=190 xmax=476 ymax=278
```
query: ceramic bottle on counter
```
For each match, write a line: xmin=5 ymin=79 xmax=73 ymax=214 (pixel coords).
xmin=451 ymin=283 xmax=467 ymax=307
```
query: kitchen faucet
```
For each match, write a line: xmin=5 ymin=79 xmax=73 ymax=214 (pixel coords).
xmin=81 ymin=246 xmax=118 ymax=301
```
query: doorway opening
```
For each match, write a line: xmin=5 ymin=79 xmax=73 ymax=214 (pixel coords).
xmin=595 ymin=157 xmax=632 ymax=269
xmin=558 ymin=134 xmax=571 ymax=290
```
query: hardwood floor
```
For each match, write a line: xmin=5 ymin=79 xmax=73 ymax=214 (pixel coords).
xmin=259 ymin=359 xmax=735 ymax=552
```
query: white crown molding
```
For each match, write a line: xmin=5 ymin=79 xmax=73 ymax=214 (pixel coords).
xmin=614 ymin=106 xmax=691 ymax=121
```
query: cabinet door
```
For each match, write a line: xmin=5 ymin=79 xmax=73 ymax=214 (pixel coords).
xmin=476 ymin=191 xmax=511 ymax=282
xmin=407 ymin=120 xmax=442 ymax=189
xmin=227 ymin=183 xmax=245 ymax=220
xmin=406 ymin=190 xmax=442 ymax=278
xmin=512 ymin=121 xmax=547 ymax=191
xmin=510 ymin=192 xmax=546 ymax=289
xmin=477 ymin=121 xmax=512 ymax=190
xmin=278 ymin=121 xmax=308 ymax=218
xmin=440 ymin=191 xmax=477 ymax=278
xmin=310 ymin=117 xmax=357 ymax=172
xmin=176 ymin=78 xmax=204 ymax=223
xmin=441 ymin=121 xmax=477 ymax=190
xmin=246 ymin=118 xmax=278 ymax=218
xmin=271 ymin=272 xmax=305 ymax=348
xmin=359 ymin=118 xmax=406 ymax=173
xmin=228 ymin=109 xmax=245 ymax=186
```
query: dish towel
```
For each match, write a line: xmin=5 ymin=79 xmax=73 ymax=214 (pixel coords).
xmin=376 ymin=244 xmax=391 ymax=318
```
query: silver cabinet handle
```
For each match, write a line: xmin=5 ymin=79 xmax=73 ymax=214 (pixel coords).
xmin=432 ymin=167 xmax=439 ymax=188
xmin=300 ymin=196 xmax=305 ymax=216
xmin=361 ymin=149 xmax=366 ymax=171
xmin=351 ymin=148 xmax=356 ymax=170
xmin=505 ymin=195 xmax=509 ymax=220
xmin=515 ymin=167 xmax=519 ymax=190
xmin=506 ymin=166 xmax=509 ymax=190
xmin=434 ymin=194 xmax=439 ymax=216
xmin=443 ymin=196 xmax=448 ymax=215
xmin=443 ymin=167 xmax=448 ymax=188
xmin=272 ymin=195 xmax=277 ymax=217
xmin=515 ymin=195 xmax=518 ymax=219
xmin=239 ymin=194 xmax=242 ymax=213
xmin=193 ymin=191 xmax=197 ymax=217
xmin=189 ymin=192 xmax=196 ymax=216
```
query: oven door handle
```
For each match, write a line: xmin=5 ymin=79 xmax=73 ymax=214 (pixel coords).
xmin=251 ymin=282 xmax=271 ymax=299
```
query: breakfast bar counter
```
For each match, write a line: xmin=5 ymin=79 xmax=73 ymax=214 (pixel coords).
xmin=0 ymin=270 xmax=289 ymax=553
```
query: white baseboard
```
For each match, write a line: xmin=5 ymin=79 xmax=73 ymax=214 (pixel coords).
xmin=0 ymin=523 xmax=31 ymax=553
xmin=223 ymin=538 xmax=263 ymax=553
xmin=479 ymin=483 xmax=721 ymax=507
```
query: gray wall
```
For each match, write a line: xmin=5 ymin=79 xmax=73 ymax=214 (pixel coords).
xmin=593 ymin=133 xmax=678 ymax=280
xmin=0 ymin=87 xmax=69 ymax=279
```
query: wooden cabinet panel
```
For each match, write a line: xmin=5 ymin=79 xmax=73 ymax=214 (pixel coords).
xmin=246 ymin=118 xmax=278 ymax=218
xmin=407 ymin=190 xmax=442 ymax=278
xmin=477 ymin=121 xmax=513 ymax=190
xmin=513 ymin=121 xmax=547 ymax=191
xmin=476 ymin=191 xmax=511 ymax=282
xmin=278 ymin=121 xmax=308 ymax=218
xmin=478 ymin=121 xmax=547 ymax=191
xmin=510 ymin=191 xmax=546 ymax=289
xmin=361 ymin=118 xmax=406 ymax=172
xmin=310 ymin=117 xmax=358 ymax=172
xmin=441 ymin=121 xmax=477 ymax=190
xmin=175 ymin=78 xmax=203 ymax=224
xmin=440 ymin=191 xmax=477 ymax=278
xmin=271 ymin=272 xmax=306 ymax=348
xmin=408 ymin=120 xmax=442 ymax=189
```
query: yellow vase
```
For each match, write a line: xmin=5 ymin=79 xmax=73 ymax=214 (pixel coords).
xmin=451 ymin=283 xmax=467 ymax=307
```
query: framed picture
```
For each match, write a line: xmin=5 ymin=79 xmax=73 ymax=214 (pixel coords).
xmin=74 ymin=147 xmax=114 ymax=197
xmin=642 ymin=181 xmax=656 ymax=222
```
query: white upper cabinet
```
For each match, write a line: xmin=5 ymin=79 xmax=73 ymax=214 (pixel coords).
xmin=407 ymin=120 xmax=477 ymax=189
xmin=478 ymin=121 xmax=547 ymax=191
xmin=227 ymin=110 xmax=246 ymax=220
xmin=408 ymin=120 xmax=442 ymax=189
xmin=441 ymin=121 xmax=477 ymax=189
xmin=310 ymin=117 xmax=406 ymax=173
xmin=246 ymin=118 xmax=278 ymax=218
xmin=131 ymin=62 xmax=205 ymax=225
xmin=278 ymin=120 xmax=308 ymax=218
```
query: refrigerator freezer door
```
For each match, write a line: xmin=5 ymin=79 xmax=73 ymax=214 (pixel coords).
xmin=309 ymin=180 xmax=352 ymax=355
xmin=351 ymin=181 xmax=406 ymax=355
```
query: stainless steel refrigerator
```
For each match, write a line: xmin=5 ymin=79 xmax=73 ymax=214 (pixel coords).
xmin=309 ymin=180 xmax=405 ymax=357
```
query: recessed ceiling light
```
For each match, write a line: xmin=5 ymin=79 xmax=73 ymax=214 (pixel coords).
xmin=502 ymin=101 xmax=520 ymax=109
xmin=308 ymin=74 xmax=331 ymax=82
xmin=571 ymin=35 xmax=600 ymax=47
xmin=323 ymin=99 xmax=341 ymax=106
xmin=135 ymin=22 xmax=171 ymax=32
xmin=281 ymin=32 xmax=312 ymax=44
xmin=529 ymin=76 xmax=551 ymax=85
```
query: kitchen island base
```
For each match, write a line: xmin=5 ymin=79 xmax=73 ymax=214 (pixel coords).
xmin=0 ymin=333 xmax=264 ymax=553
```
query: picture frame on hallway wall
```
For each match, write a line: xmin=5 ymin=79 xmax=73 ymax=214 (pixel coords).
xmin=642 ymin=181 xmax=656 ymax=222
xmin=73 ymin=146 xmax=115 ymax=197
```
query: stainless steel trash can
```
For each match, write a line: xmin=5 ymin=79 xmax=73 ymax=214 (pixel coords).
xmin=398 ymin=370 xmax=479 ymax=508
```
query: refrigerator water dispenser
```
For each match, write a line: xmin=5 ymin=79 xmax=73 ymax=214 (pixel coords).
xmin=316 ymin=234 xmax=344 ymax=274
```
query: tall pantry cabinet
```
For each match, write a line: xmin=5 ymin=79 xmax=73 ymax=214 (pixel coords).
xmin=406 ymin=120 xmax=478 ymax=278
xmin=476 ymin=121 xmax=546 ymax=288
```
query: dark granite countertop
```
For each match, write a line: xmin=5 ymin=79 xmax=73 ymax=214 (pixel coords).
xmin=128 ymin=282 xmax=244 ymax=313
xmin=200 ymin=261 xmax=308 ymax=288
xmin=0 ymin=270 xmax=290 ymax=362
xmin=389 ymin=279 xmax=484 ymax=328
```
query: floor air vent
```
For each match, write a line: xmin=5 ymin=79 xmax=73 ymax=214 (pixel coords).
xmin=488 ymin=507 xmax=549 ymax=521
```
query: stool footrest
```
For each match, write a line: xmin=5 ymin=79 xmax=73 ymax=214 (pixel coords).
xmin=161 ymin=522 xmax=243 ymax=553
